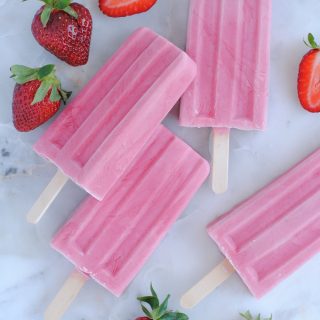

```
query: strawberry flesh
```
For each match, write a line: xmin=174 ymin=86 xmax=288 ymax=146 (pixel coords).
xmin=99 ymin=0 xmax=157 ymax=17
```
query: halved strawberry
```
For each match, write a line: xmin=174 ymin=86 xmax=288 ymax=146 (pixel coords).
xmin=298 ymin=33 xmax=320 ymax=112
xmin=99 ymin=0 xmax=157 ymax=17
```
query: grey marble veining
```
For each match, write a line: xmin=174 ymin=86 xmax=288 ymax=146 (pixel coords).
xmin=2 ymin=0 xmax=320 ymax=319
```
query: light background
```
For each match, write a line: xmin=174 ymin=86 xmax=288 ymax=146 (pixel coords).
xmin=1 ymin=0 xmax=320 ymax=319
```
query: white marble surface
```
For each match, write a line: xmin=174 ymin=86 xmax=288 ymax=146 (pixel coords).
xmin=1 ymin=0 xmax=320 ymax=319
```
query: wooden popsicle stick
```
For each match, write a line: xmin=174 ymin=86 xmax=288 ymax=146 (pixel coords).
xmin=211 ymin=128 xmax=230 ymax=194
xmin=45 ymin=270 xmax=88 ymax=320
xmin=27 ymin=170 xmax=69 ymax=224
xmin=180 ymin=259 xmax=234 ymax=309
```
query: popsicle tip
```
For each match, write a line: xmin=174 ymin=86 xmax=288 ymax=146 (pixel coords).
xmin=26 ymin=211 xmax=40 ymax=224
xmin=44 ymin=306 xmax=59 ymax=320
xmin=180 ymin=293 xmax=197 ymax=309
xmin=211 ymin=177 xmax=228 ymax=194
xmin=211 ymin=173 xmax=229 ymax=194
xmin=44 ymin=308 xmax=61 ymax=320
xmin=43 ymin=310 xmax=52 ymax=320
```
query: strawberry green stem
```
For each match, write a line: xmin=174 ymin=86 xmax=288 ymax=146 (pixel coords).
xmin=137 ymin=284 xmax=188 ymax=320
xmin=23 ymin=0 xmax=78 ymax=27
xmin=10 ymin=64 xmax=71 ymax=105
xmin=240 ymin=311 xmax=273 ymax=320
xmin=304 ymin=33 xmax=320 ymax=49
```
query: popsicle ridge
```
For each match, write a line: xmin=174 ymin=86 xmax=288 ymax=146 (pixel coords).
xmin=180 ymin=0 xmax=271 ymax=130
xmin=56 ymin=37 xmax=179 ymax=169
xmin=251 ymin=215 xmax=320 ymax=282
xmin=99 ymin=151 xmax=200 ymax=274
xmin=52 ymin=126 xmax=209 ymax=297
xmin=75 ymin=131 xmax=178 ymax=254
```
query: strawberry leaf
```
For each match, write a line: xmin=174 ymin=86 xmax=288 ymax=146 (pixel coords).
xmin=138 ymin=296 xmax=159 ymax=310
xmin=41 ymin=5 xmax=53 ymax=27
xmin=137 ymin=285 xmax=188 ymax=320
xmin=160 ymin=312 xmax=189 ymax=320
xmin=151 ymin=284 xmax=158 ymax=300
xmin=11 ymin=73 xmax=38 ymax=84
xmin=38 ymin=64 xmax=55 ymax=80
xmin=156 ymin=295 xmax=170 ymax=318
xmin=10 ymin=65 xmax=39 ymax=83
xmin=304 ymin=33 xmax=320 ymax=49
xmin=42 ymin=0 xmax=54 ymax=5
xmin=240 ymin=311 xmax=272 ymax=320
xmin=32 ymin=81 xmax=52 ymax=105
xmin=50 ymin=86 xmax=61 ymax=102
xmin=53 ymin=0 xmax=70 ymax=8
xmin=308 ymin=33 xmax=318 ymax=48
xmin=10 ymin=65 xmax=37 ymax=77
xmin=141 ymin=305 xmax=153 ymax=319
xmin=240 ymin=311 xmax=253 ymax=320
xmin=63 ymin=6 xmax=78 ymax=19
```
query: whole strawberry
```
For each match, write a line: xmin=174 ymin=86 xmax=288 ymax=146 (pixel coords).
xmin=11 ymin=64 xmax=71 ymax=131
xmin=29 ymin=0 xmax=92 ymax=66
xmin=135 ymin=285 xmax=188 ymax=320
xmin=298 ymin=33 xmax=320 ymax=112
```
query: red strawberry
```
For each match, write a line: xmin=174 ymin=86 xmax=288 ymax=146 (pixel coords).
xmin=99 ymin=0 xmax=157 ymax=17
xmin=29 ymin=0 xmax=92 ymax=66
xmin=11 ymin=64 xmax=71 ymax=132
xmin=298 ymin=33 xmax=320 ymax=112
xmin=135 ymin=285 xmax=188 ymax=320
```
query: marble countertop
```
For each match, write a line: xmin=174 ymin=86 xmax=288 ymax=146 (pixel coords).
xmin=1 ymin=0 xmax=320 ymax=319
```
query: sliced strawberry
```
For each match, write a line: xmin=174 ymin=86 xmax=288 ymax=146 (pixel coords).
xmin=99 ymin=0 xmax=157 ymax=17
xmin=298 ymin=33 xmax=320 ymax=112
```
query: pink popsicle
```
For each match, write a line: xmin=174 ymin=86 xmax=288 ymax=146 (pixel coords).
xmin=208 ymin=148 xmax=320 ymax=298
xmin=181 ymin=148 xmax=320 ymax=308
xmin=27 ymin=28 xmax=197 ymax=224
xmin=52 ymin=125 xmax=209 ymax=298
xmin=35 ymin=27 xmax=196 ymax=200
xmin=180 ymin=0 xmax=271 ymax=193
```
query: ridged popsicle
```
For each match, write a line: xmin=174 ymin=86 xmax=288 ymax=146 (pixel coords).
xmin=34 ymin=28 xmax=197 ymax=200
xmin=52 ymin=126 xmax=209 ymax=297
xmin=208 ymin=148 xmax=320 ymax=298
xmin=179 ymin=0 xmax=271 ymax=194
